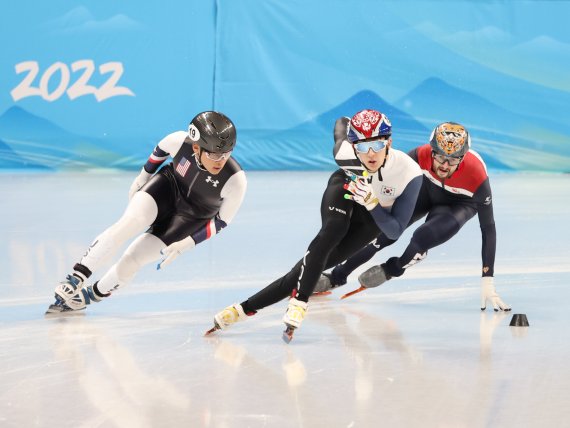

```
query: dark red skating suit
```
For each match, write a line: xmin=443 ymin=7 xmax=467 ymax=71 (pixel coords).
xmin=410 ymin=144 xmax=495 ymax=275
xmin=414 ymin=144 xmax=492 ymax=205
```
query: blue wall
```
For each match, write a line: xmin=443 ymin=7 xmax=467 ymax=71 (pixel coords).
xmin=1 ymin=0 xmax=569 ymax=172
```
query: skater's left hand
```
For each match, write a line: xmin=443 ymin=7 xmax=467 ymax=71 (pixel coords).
xmin=157 ymin=236 xmax=195 ymax=269
xmin=480 ymin=277 xmax=511 ymax=311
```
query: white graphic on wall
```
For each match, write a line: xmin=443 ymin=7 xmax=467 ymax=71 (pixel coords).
xmin=10 ymin=60 xmax=135 ymax=102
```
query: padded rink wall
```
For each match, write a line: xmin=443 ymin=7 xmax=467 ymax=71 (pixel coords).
xmin=1 ymin=0 xmax=569 ymax=172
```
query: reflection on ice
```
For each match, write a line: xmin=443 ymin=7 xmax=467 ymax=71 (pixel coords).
xmin=47 ymin=318 xmax=190 ymax=428
xmin=0 ymin=172 xmax=569 ymax=427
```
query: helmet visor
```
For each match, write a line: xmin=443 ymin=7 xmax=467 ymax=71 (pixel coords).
xmin=204 ymin=150 xmax=232 ymax=161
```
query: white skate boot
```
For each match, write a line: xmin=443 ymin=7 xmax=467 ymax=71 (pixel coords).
xmin=282 ymin=297 xmax=308 ymax=343
xmin=205 ymin=304 xmax=248 ymax=335
xmin=46 ymin=281 xmax=107 ymax=314
xmin=46 ymin=274 xmax=84 ymax=314
xmin=54 ymin=274 xmax=83 ymax=301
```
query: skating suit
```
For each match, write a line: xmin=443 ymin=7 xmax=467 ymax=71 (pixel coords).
xmin=141 ymin=131 xmax=246 ymax=246
xmin=244 ymin=120 xmax=422 ymax=309
xmin=408 ymin=144 xmax=496 ymax=275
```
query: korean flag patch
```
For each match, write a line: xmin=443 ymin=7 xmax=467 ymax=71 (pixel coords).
xmin=381 ymin=185 xmax=395 ymax=196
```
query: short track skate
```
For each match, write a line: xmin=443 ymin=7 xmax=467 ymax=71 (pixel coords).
xmin=282 ymin=324 xmax=296 ymax=343
xmin=45 ymin=297 xmax=84 ymax=316
xmin=204 ymin=322 xmax=221 ymax=336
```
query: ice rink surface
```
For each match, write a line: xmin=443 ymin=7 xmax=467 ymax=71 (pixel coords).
xmin=1 ymin=171 xmax=570 ymax=428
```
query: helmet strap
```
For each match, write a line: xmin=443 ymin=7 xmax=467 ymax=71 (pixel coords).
xmin=377 ymin=146 xmax=389 ymax=180
xmin=381 ymin=146 xmax=390 ymax=167
xmin=194 ymin=149 xmax=207 ymax=171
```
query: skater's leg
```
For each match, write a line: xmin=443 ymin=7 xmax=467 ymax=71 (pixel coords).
xmin=327 ymin=234 xmax=394 ymax=287
xmin=384 ymin=204 xmax=476 ymax=277
xmin=326 ymin=194 xmax=432 ymax=288
xmin=96 ymin=233 xmax=165 ymax=295
xmin=49 ymin=189 xmax=163 ymax=313
xmin=47 ymin=233 xmax=165 ymax=314
xmin=77 ymin=192 xmax=159 ymax=277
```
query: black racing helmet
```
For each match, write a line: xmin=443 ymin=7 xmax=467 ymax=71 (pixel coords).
xmin=429 ymin=122 xmax=471 ymax=158
xmin=188 ymin=111 xmax=236 ymax=153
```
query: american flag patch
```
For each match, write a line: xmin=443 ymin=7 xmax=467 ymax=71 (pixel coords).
xmin=175 ymin=157 xmax=191 ymax=177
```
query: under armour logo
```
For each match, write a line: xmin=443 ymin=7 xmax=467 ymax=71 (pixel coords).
xmin=484 ymin=196 xmax=492 ymax=205
xmin=206 ymin=176 xmax=219 ymax=187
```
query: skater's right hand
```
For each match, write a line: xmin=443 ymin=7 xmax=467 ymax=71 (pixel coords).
xmin=480 ymin=277 xmax=511 ymax=312
xmin=157 ymin=236 xmax=196 ymax=269
xmin=344 ymin=176 xmax=378 ymax=210
xmin=128 ymin=168 xmax=152 ymax=200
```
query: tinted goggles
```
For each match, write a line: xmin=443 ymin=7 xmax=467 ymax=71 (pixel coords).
xmin=353 ymin=139 xmax=387 ymax=154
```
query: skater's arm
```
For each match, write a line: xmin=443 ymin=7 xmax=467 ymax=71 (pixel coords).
xmin=333 ymin=117 xmax=350 ymax=148
xmin=129 ymin=131 xmax=187 ymax=200
xmin=475 ymin=179 xmax=508 ymax=311
xmin=474 ymin=178 xmax=496 ymax=277
xmin=368 ymin=175 xmax=422 ymax=240
xmin=144 ymin=131 xmax=186 ymax=173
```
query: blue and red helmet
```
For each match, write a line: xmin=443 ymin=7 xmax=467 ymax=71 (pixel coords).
xmin=347 ymin=109 xmax=392 ymax=143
